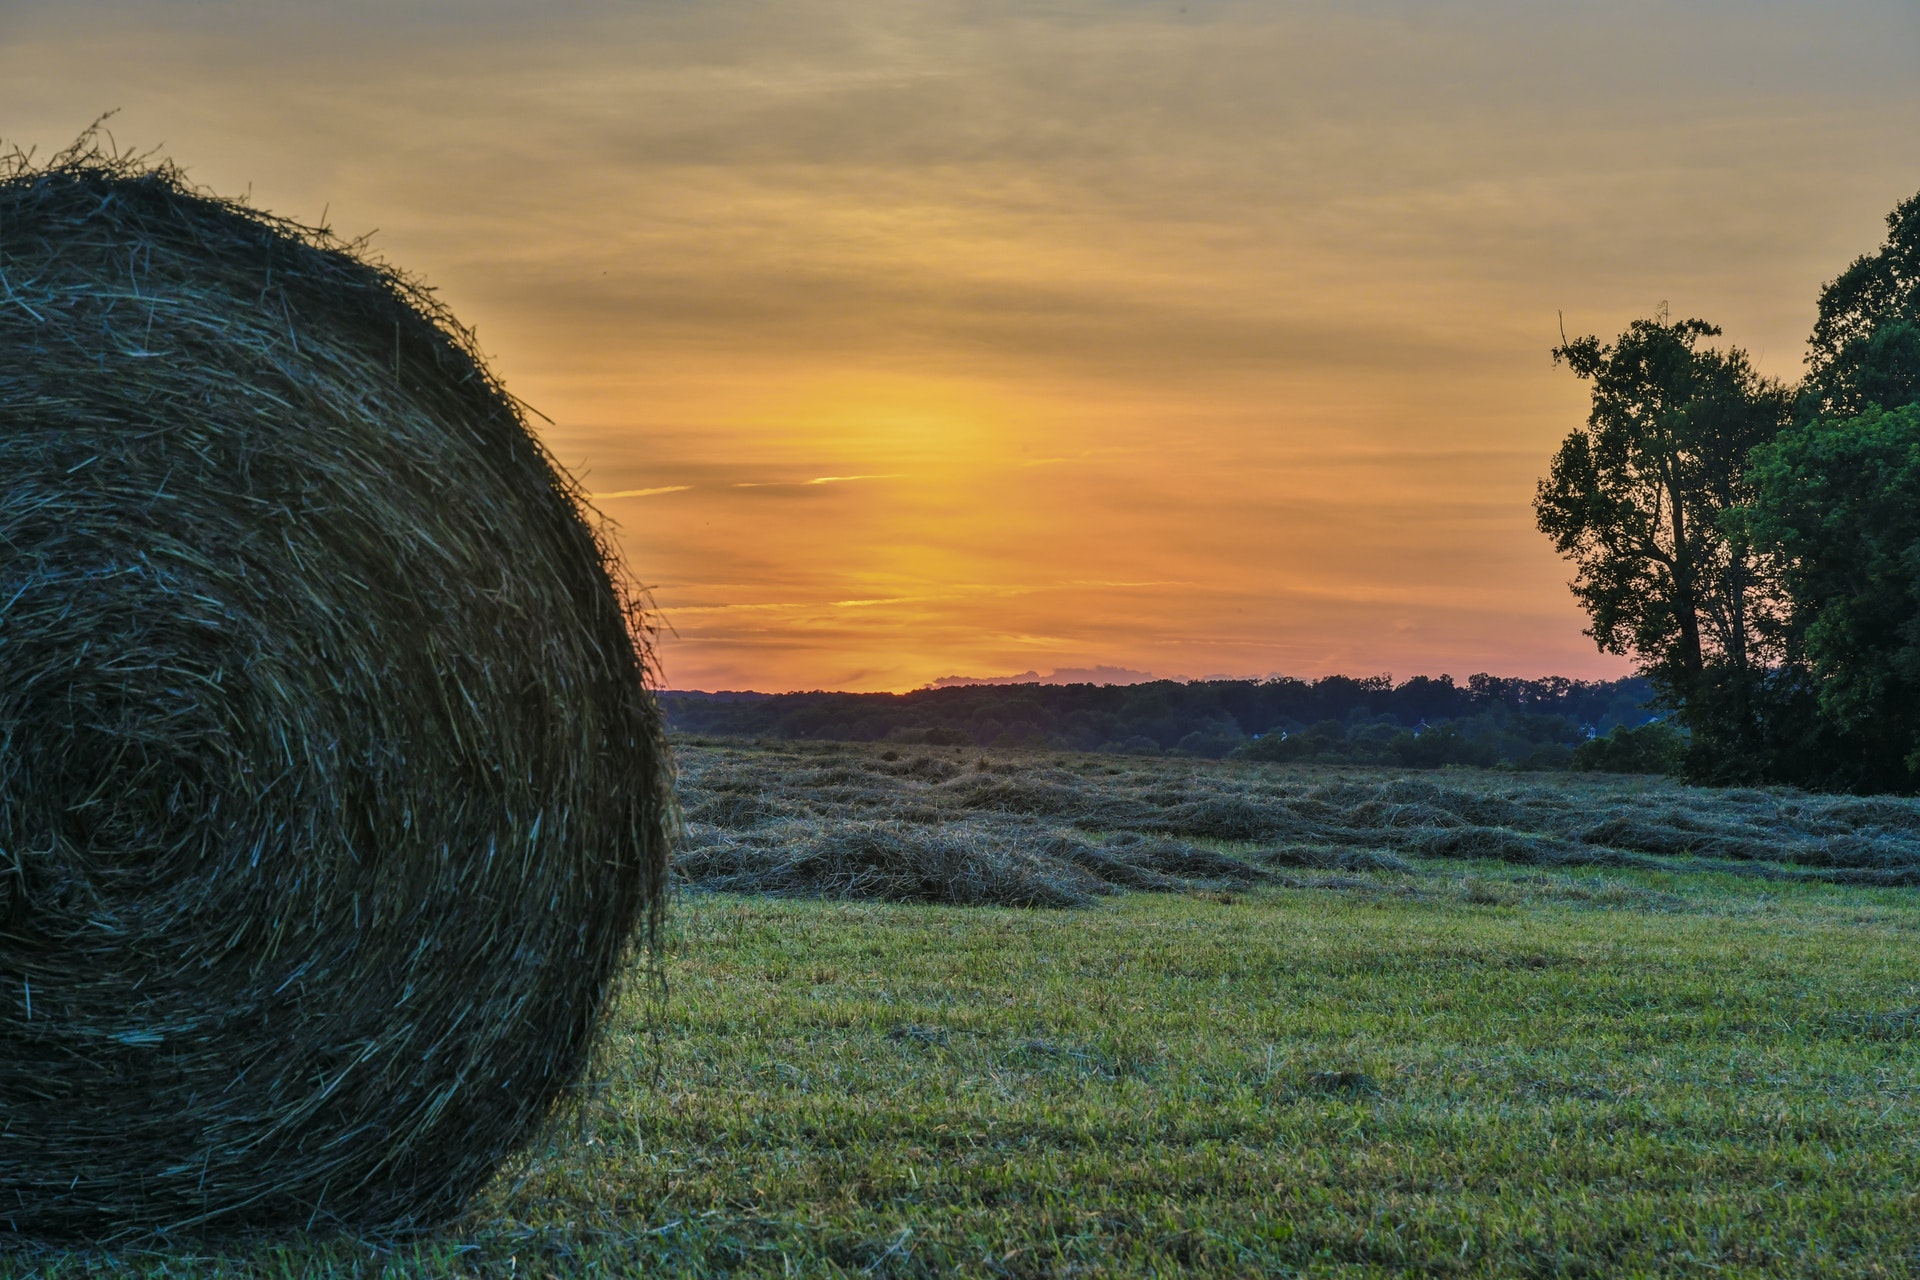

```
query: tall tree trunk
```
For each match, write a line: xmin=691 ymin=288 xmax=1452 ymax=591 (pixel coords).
xmin=1725 ymin=551 xmax=1750 ymax=675
xmin=1668 ymin=478 xmax=1705 ymax=682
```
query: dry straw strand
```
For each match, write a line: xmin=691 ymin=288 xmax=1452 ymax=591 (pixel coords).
xmin=0 ymin=130 xmax=672 ymax=1237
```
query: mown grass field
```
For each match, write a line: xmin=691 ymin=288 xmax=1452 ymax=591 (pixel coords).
xmin=9 ymin=745 xmax=1920 ymax=1276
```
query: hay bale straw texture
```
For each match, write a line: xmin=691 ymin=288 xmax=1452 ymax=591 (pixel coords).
xmin=0 ymin=142 xmax=672 ymax=1236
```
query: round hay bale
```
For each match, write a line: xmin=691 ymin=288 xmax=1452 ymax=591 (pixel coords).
xmin=0 ymin=143 xmax=672 ymax=1235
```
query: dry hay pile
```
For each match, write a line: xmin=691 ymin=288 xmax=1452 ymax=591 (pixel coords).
xmin=677 ymin=819 xmax=1109 ymax=907
xmin=0 ymin=144 xmax=671 ymax=1235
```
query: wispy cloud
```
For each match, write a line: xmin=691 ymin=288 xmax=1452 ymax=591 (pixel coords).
xmin=1070 ymin=579 xmax=1192 ymax=589
xmin=591 ymin=485 xmax=692 ymax=499
xmin=732 ymin=474 xmax=903 ymax=489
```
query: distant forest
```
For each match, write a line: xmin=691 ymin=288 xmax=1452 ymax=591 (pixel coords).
xmin=661 ymin=674 xmax=1664 ymax=771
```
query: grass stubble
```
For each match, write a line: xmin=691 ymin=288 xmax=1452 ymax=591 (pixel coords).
xmin=8 ymin=743 xmax=1918 ymax=1276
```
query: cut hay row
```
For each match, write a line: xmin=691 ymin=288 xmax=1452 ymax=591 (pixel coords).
xmin=673 ymin=743 xmax=1920 ymax=905
xmin=0 ymin=140 xmax=671 ymax=1236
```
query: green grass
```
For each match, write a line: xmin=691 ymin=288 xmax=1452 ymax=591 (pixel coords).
xmin=9 ymin=752 xmax=1920 ymax=1276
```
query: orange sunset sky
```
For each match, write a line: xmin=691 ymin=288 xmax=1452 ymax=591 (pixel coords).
xmin=8 ymin=2 xmax=1920 ymax=692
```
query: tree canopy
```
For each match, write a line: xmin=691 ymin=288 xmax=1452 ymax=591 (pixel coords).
xmin=1800 ymin=192 xmax=1920 ymax=421
xmin=1748 ymin=405 xmax=1920 ymax=792
xmin=1534 ymin=317 xmax=1790 ymax=695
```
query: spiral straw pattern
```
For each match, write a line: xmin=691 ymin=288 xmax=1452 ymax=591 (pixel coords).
xmin=0 ymin=143 xmax=671 ymax=1236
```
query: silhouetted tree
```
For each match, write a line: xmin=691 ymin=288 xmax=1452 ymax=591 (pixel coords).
xmin=1536 ymin=316 xmax=1792 ymax=687
xmin=1535 ymin=315 xmax=1793 ymax=777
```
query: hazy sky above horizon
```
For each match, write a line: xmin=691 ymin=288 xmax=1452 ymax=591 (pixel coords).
xmin=8 ymin=1 xmax=1919 ymax=691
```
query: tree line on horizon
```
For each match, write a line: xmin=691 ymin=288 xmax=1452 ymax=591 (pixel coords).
xmin=660 ymin=672 xmax=1664 ymax=771
xmin=1537 ymin=187 xmax=1920 ymax=794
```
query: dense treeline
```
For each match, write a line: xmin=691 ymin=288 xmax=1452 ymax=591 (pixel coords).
xmin=1539 ymin=188 xmax=1920 ymax=792
xmin=662 ymin=673 xmax=1659 ymax=769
